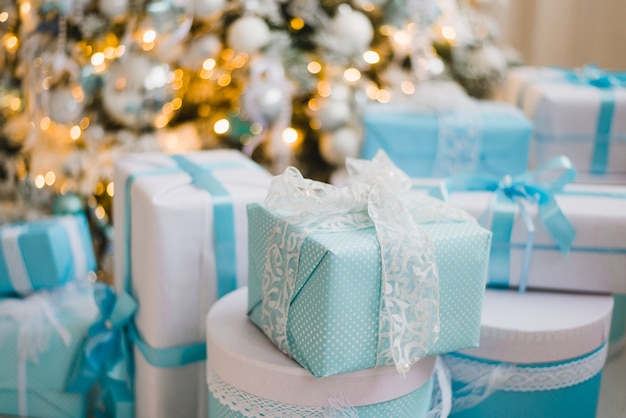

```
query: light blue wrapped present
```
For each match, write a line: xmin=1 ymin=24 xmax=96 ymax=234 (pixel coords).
xmin=608 ymin=294 xmax=626 ymax=359
xmin=506 ymin=65 xmax=626 ymax=183
xmin=443 ymin=289 xmax=613 ymax=418
xmin=247 ymin=152 xmax=492 ymax=378
xmin=210 ymin=288 xmax=449 ymax=418
xmin=361 ymin=82 xmax=533 ymax=178
xmin=0 ymin=281 xmax=99 ymax=418
xmin=0 ymin=214 xmax=97 ymax=296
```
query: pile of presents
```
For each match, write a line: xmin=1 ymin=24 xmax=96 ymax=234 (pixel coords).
xmin=1 ymin=64 xmax=625 ymax=418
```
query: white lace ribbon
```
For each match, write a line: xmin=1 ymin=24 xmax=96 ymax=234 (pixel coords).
xmin=57 ymin=216 xmax=89 ymax=281
xmin=1 ymin=225 xmax=32 ymax=295
xmin=443 ymin=343 xmax=608 ymax=413
xmin=261 ymin=151 xmax=474 ymax=375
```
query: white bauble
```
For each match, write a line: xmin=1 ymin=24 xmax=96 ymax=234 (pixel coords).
xmin=194 ymin=0 xmax=226 ymax=20
xmin=99 ymin=0 xmax=129 ymax=19
xmin=330 ymin=7 xmax=373 ymax=54
xmin=48 ymin=87 xmax=85 ymax=125
xmin=243 ymin=82 xmax=287 ymax=126
xmin=227 ymin=16 xmax=271 ymax=54
xmin=102 ymin=53 xmax=176 ymax=129
xmin=314 ymin=99 xmax=351 ymax=132
xmin=319 ymin=127 xmax=361 ymax=166
xmin=179 ymin=34 xmax=222 ymax=70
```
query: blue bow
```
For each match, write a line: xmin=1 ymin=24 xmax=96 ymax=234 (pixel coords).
xmin=437 ymin=156 xmax=577 ymax=293
xmin=66 ymin=283 xmax=137 ymax=395
xmin=565 ymin=64 xmax=626 ymax=89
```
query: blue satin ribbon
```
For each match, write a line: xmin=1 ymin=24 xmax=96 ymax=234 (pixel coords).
xmin=437 ymin=156 xmax=577 ymax=293
xmin=66 ymin=283 xmax=137 ymax=394
xmin=518 ymin=64 xmax=626 ymax=175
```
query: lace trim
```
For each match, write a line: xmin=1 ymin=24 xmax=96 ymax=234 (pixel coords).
xmin=443 ymin=343 xmax=608 ymax=413
xmin=1 ymin=225 xmax=32 ymax=295
xmin=261 ymin=152 xmax=473 ymax=375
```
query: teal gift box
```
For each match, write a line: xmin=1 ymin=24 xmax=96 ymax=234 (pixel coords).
xmin=0 ymin=214 xmax=97 ymax=296
xmin=0 ymin=281 xmax=99 ymax=418
xmin=247 ymin=152 xmax=492 ymax=378
xmin=361 ymin=83 xmax=533 ymax=178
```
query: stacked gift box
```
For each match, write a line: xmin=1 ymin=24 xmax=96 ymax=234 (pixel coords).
xmin=0 ymin=213 xmax=104 ymax=417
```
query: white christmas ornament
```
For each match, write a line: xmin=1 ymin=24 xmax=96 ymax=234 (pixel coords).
xmin=330 ymin=7 xmax=374 ymax=55
xmin=101 ymin=53 xmax=176 ymax=129
xmin=48 ymin=87 xmax=85 ymax=125
xmin=227 ymin=16 xmax=271 ymax=54
xmin=319 ymin=126 xmax=361 ymax=166
xmin=99 ymin=0 xmax=129 ymax=20
xmin=194 ymin=0 xmax=226 ymax=20
xmin=314 ymin=99 xmax=351 ymax=131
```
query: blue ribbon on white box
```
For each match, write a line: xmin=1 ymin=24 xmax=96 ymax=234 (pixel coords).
xmin=517 ymin=64 xmax=626 ymax=175
xmin=435 ymin=156 xmax=577 ymax=293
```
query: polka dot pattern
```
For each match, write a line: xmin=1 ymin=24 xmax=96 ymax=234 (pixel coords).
xmin=248 ymin=205 xmax=491 ymax=377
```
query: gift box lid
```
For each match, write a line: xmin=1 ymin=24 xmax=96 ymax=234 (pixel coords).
xmin=206 ymin=287 xmax=436 ymax=408
xmin=460 ymin=289 xmax=613 ymax=364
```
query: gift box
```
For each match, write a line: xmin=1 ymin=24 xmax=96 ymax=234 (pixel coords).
xmin=113 ymin=150 xmax=272 ymax=418
xmin=209 ymin=288 xmax=444 ymax=418
xmin=505 ymin=65 xmax=626 ymax=183
xmin=609 ymin=294 xmax=626 ymax=359
xmin=361 ymin=81 xmax=533 ymax=178
xmin=0 ymin=214 xmax=97 ymax=296
xmin=414 ymin=173 xmax=626 ymax=294
xmin=247 ymin=152 xmax=492 ymax=378
xmin=443 ymin=289 xmax=613 ymax=418
xmin=0 ymin=281 xmax=99 ymax=418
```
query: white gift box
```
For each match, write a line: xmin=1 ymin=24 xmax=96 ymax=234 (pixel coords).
xmin=443 ymin=289 xmax=613 ymax=418
xmin=413 ymin=179 xmax=626 ymax=294
xmin=505 ymin=66 xmax=626 ymax=183
xmin=113 ymin=150 xmax=272 ymax=418
xmin=207 ymin=287 xmax=445 ymax=417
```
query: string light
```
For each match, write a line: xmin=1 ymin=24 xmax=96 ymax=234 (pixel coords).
xmin=282 ymin=127 xmax=298 ymax=144
xmin=307 ymin=61 xmax=322 ymax=74
xmin=363 ymin=50 xmax=380 ymax=64
xmin=214 ymin=119 xmax=230 ymax=134
xmin=44 ymin=171 xmax=56 ymax=186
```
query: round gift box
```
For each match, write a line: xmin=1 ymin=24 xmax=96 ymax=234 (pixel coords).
xmin=444 ymin=289 xmax=613 ymax=418
xmin=206 ymin=288 xmax=439 ymax=417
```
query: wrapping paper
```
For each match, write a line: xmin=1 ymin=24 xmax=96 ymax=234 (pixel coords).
xmin=444 ymin=289 xmax=613 ymax=418
xmin=505 ymin=66 xmax=626 ymax=183
xmin=361 ymin=98 xmax=533 ymax=178
xmin=609 ymin=294 xmax=626 ymax=358
xmin=0 ymin=214 xmax=96 ymax=296
xmin=207 ymin=288 xmax=437 ymax=418
xmin=0 ymin=281 xmax=98 ymax=417
xmin=113 ymin=150 xmax=272 ymax=418
xmin=414 ymin=179 xmax=626 ymax=294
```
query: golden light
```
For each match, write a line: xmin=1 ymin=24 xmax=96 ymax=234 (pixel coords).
xmin=172 ymin=97 xmax=182 ymax=110
xmin=376 ymin=89 xmax=391 ymax=103
xmin=107 ymin=182 xmax=115 ymax=197
xmin=442 ymin=26 xmax=456 ymax=41
xmin=307 ymin=61 xmax=322 ymax=74
xmin=282 ymin=127 xmax=298 ymax=144
xmin=116 ymin=45 xmax=126 ymax=57
xmin=4 ymin=35 xmax=19 ymax=52
xmin=91 ymin=52 xmax=105 ymax=66
xmin=250 ymin=122 xmax=263 ymax=135
xmin=155 ymin=114 xmax=169 ymax=128
xmin=365 ymin=85 xmax=378 ymax=100
xmin=363 ymin=50 xmax=380 ymax=64
xmin=95 ymin=182 xmax=105 ymax=195
xmin=40 ymin=117 xmax=51 ymax=131
xmin=317 ymin=80 xmax=331 ymax=97
xmin=72 ymin=86 xmax=85 ymax=102
xmin=360 ymin=2 xmax=375 ymax=12
xmin=343 ymin=67 xmax=361 ymax=83
xmin=0 ymin=12 xmax=8 ymax=23
xmin=401 ymin=80 xmax=416 ymax=95
xmin=174 ymin=69 xmax=184 ymax=79
xmin=379 ymin=25 xmax=393 ymax=36
xmin=44 ymin=171 xmax=56 ymax=186
xmin=143 ymin=29 xmax=157 ymax=44
xmin=200 ymin=69 xmax=213 ymax=80
xmin=393 ymin=31 xmax=410 ymax=46
xmin=198 ymin=105 xmax=211 ymax=117
xmin=290 ymin=17 xmax=305 ymax=30
xmin=10 ymin=97 xmax=21 ymax=111
xmin=103 ymin=47 xmax=116 ymax=59
xmin=69 ymin=125 xmax=81 ymax=140
xmin=80 ymin=117 xmax=90 ymax=129
xmin=34 ymin=175 xmax=45 ymax=189
xmin=20 ymin=2 xmax=31 ymax=14
xmin=95 ymin=206 xmax=106 ymax=219
xmin=217 ymin=74 xmax=231 ymax=87
xmin=307 ymin=98 xmax=320 ymax=111
xmin=221 ymin=48 xmax=235 ymax=61
xmin=165 ymin=134 xmax=179 ymax=151
xmin=232 ymin=54 xmax=248 ymax=68
xmin=214 ymin=119 xmax=230 ymax=135
xmin=203 ymin=58 xmax=216 ymax=71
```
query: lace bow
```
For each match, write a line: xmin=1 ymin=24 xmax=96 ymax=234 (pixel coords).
xmin=261 ymin=151 xmax=473 ymax=375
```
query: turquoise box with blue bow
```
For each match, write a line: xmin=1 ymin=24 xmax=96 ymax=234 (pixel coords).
xmin=360 ymin=91 xmax=533 ymax=178
xmin=0 ymin=281 xmax=99 ymax=418
xmin=0 ymin=214 xmax=97 ymax=297
xmin=247 ymin=152 xmax=492 ymax=378
xmin=506 ymin=65 xmax=626 ymax=183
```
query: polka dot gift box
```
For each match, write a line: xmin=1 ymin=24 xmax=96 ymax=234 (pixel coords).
xmin=443 ymin=289 xmax=613 ymax=418
xmin=208 ymin=288 xmax=446 ymax=418
xmin=247 ymin=151 xmax=492 ymax=378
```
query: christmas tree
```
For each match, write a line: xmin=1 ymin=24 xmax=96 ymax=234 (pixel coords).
xmin=0 ymin=0 xmax=517 ymax=274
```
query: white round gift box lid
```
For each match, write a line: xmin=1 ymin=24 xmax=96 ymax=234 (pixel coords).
xmin=206 ymin=287 xmax=436 ymax=408
xmin=461 ymin=289 xmax=614 ymax=364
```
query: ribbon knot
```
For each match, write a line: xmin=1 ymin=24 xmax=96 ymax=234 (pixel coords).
xmin=577 ymin=64 xmax=626 ymax=89
xmin=67 ymin=282 xmax=137 ymax=394
xmin=439 ymin=156 xmax=577 ymax=293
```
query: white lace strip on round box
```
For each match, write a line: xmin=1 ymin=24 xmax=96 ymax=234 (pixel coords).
xmin=206 ymin=287 xmax=448 ymax=418
xmin=442 ymin=288 xmax=613 ymax=418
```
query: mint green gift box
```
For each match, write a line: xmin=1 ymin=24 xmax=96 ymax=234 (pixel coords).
xmin=246 ymin=150 xmax=492 ymax=379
